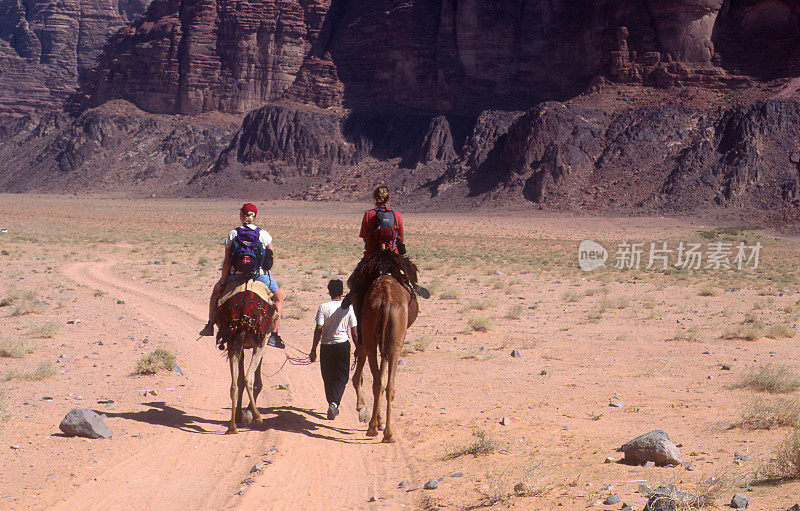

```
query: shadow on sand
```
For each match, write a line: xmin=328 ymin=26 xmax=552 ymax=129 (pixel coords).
xmin=103 ymin=402 xmax=377 ymax=443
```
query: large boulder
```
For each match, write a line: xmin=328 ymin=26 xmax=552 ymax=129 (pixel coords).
xmin=59 ymin=408 xmax=113 ymax=439
xmin=620 ymin=430 xmax=681 ymax=466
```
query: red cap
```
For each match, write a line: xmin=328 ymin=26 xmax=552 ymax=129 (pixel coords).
xmin=240 ymin=203 xmax=257 ymax=215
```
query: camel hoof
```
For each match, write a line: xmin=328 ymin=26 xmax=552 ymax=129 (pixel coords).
xmin=242 ymin=409 xmax=254 ymax=424
xmin=377 ymin=424 xmax=385 ymax=431
xmin=225 ymin=427 xmax=238 ymax=435
xmin=358 ymin=408 xmax=370 ymax=423
xmin=251 ymin=416 xmax=262 ymax=425
xmin=366 ymin=428 xmax=379 ymax=437
xmin=381 ymin=435 xmax=395 ymax=443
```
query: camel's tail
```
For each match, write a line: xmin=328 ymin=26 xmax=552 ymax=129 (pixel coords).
xmin=377 ymin=301 xmax=393 ymax=357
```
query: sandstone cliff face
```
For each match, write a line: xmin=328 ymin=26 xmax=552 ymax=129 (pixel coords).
xmin=79 ymin=0 xmax=800 ymax=116
xmin=0 ymin=0 xmax=151 ymax=115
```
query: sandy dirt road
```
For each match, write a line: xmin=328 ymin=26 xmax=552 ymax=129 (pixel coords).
xmin=53 ymin=260 xmax=418 ymax=510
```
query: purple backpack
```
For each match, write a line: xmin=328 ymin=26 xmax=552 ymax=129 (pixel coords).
xmin=230 ymin=226 xmax=264 ymax=275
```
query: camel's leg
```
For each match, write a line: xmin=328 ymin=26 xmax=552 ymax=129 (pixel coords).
xmin=227 ymin=353 xmax=240 ymax=434
xmin=243 ymin=345 xmax=265 ymax=425
xmin=382 ymin=343 xmax=402 ymax=443
xmin=376 ymin=355 xmax=389 ymax=431
xmin=235 ymin=356 xmax=246 ymax=423
xmin=244 ymin=359 xmax=263 ymax=424
xmin=365 ymin=347 xmax=382 ymax=437
xmin=352 ymin=344 xmax=369 ymax=423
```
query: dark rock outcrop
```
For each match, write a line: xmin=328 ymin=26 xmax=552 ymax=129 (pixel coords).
xmin=76 ymin=0 xmax=800 ymax=116
xmin=0 ymin=0 xmax=152 ymax=115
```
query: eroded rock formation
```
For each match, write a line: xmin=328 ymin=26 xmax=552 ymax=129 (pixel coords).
xmin=0 ymin=0 xmax=151 ymax=115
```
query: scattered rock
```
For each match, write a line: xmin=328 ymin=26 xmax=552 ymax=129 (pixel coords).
xmin=142 ymin=390 xmax=157 ymax=396
xmin=500 ymin=417 xmax=511 ymax=426
xmin=172 ymin=364 xmax=184 ymax=376
xmin=540 ymin=370 xmax=547 ymax=375
xmin=276 ymin=384 xmax=289 ymax=390
xmin=683 ymin=462 xmax=695 ymax=471
xmin=604 ymin=457 xmax=617 ymax=464
xmin=397 ymin=360 xmax=406 ymax=366
xmin=423 ymin=479 xmax=439 ymax=490
xmin=620 ymin=430 xmax=682 ymax=466
xmin=398 ymin=479 xmax=410 ymax=488
xmin=600 ymin=485 xmax=613 ymax=492
xmin=721 ymin=363 xmax=731 ymax=370
xmin=730 ymin=493 xmax=748 ymax=509
xmin=59 ymin=408 xmax=112 ymax=439
xmin=643 ymin=485 xmax=695 ymax=511
xmin=786 ymin=504 xmax=800 ymax=511
xmin=510 ymin=350 xmax=522 ymax=358
xmin=10 ymin=444 xmax=20 ymax=450
xmin=733 ymin=452 xmax=748 ymax=461
xmin=609 ymin=398 xmax=625 ymax=408
xmin=97 ymin=399 xmax=114 ymax=404
xmin=513 ymin=482 xmax=529 ymax=495
xmin=450 ymin=472 xmax=464 ymax=478
xmin=42 ymin=396 xmax=53 ymax=401
xmin=250 ymin=464 xmax=263 ymax=473
xmin=604 ymin=494 xmax=621 ymax=505
xmin=66 ymin=319 xmax=80 ymax=324
xmin=644 ymin=461 xmax=656 ymax=468
xmin=368 ymin=496 xmax=377 ymax=502
xmin=638 ymin=484 xmax=652 ymax=494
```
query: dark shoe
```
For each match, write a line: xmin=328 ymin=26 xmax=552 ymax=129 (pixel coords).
xmin=267 ymin=332 xmax=285 ymax=349
xmin=199 ymin=322 xmax=215 ymax=336
xmin=413 ymin=284 xmax=431 ymax=299
xmin=327 ymin=402 xmax=338 ymax=420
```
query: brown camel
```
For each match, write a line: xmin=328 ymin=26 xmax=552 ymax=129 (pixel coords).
xmin=352 ymin=274 xmax=418 ymax=443
xmin=214 ymin=279 xmax=275 ymax=434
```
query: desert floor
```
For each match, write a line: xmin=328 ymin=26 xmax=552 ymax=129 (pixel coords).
xmin=1 ymin=195 xmax=799 ymax=510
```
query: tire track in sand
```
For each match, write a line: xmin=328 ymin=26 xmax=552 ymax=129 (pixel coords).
xmin=59 ymin=260 xmax=418 ymax=510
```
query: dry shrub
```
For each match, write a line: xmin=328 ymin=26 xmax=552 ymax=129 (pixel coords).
xmin=133 ymin=348 xmax=176 ymax=375
xmin=722 ymin=324 xmax=763 ymax=341
xmin=732 ymin=365 xmax=800 ymax=394
xmin=477 ymin=458 xmax=555 ymax=506
xmin=667 ymin=327 xmax=702 ymax=342
xmin=758 ymin=428 xmax=800 ymax=481
xmin=3 ymin=361 xmax=55 ymax=382
xmin=505 ymin=304 xmax=524 ymax=320
xmin=765 ymin=324 xmax=795 ymax=339
xmin=738 ymin=398 xmax=800 ymax=429
xmin=444 ymin=429 xmax=500 ymax=460
xmin=468 ymin=299 xmax=495 ymax=310
xmin=698 ymin=286 xmax=718 ymax=297
xmin=1 ymin=287 xmax=45 ymax=316
xmin=0 ymin=337 xmax=35 ymax=358
xmin=468 ymin=316 xmax=492 ymax=332
xmin=438 ymin=289 xmax=460 ymax=300
xmin=26 ymin=321 xmax=60 ymax=339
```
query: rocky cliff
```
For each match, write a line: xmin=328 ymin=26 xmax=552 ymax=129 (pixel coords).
xmin=77 ymin=0 xmax=800 ymax=115
xmin=0 ymin=0 xmax=151 ymax=115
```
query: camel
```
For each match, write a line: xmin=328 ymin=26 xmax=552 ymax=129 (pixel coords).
xmin=214 ymin=279 xmax=276 ymax=434
xmin=352 ymin=274 xmax=419 ymax=443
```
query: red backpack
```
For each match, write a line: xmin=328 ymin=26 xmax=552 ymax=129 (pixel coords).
xmin=371 ymin=206 xmax=397 ymax=249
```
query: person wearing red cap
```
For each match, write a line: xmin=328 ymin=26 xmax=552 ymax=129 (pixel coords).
xmin=200 ymin=203 xmax=285 ymax=348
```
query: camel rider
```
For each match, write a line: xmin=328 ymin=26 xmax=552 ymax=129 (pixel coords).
xmin=343 ymin=186 xmax=428 ymax=311
xmin=200 ymin=203 xmax=285 ymax=349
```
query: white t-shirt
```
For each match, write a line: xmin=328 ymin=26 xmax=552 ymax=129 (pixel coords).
xmin=224 ymin=224 xmax=272 ymax=275
xmin=315 ymin=300 xmax=357 ymax=344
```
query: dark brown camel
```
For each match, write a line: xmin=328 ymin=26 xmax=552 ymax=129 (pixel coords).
xmin=214 ymin=280 xmax=275 ymax=434
xmin=352 ymin=274 xmax=418 ymax=443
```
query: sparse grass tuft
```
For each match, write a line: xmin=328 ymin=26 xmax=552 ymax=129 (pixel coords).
xmin=26 ymin=321 xmax=60 ymax=339
xmin=467 ymin=316 xmax=492 ymax=332
xmin=438 ymin=289 xmax=460 ymax=300
xmin=505 ymin=304 xmax=524 ymax=320
xmin=3 ymin=361 xmax=55 ymax=382
xmin=133 ymin=348 xmax=176 ymax=375
xmin=1 ymin=287 xmax=45 ymax=316
xmin=561 ymin=291 xmax=581 ymax=302
xmin=737 ymin=398 xmax=800 ymax=429
xmin=413 ymin=336 xmax=432 ymax=352
xmin=667 ymin=327 xmax=702 ymax=342
xmin=0 ymin=393 xmax=9 ymax=424
xmin=733 ymin=365 xmax=800 ymax=394
xmin=444 ymin=429 xmax=500 ymax=459
xmin=722 ymin=324 xmax=763 ymax=341
xmin=0 ymin=337 xmax=35 ymax=358
xmin=467 ymin=299 xmax=495 ymax=310
xmin=765 ymin=324 xmax=795 ymax=339
xmin=698 ymin=286 xmax=718 ymax=297
xmin=757 ymin=428 xmax=800 ymax=482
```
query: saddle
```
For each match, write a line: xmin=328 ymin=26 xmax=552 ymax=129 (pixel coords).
xmin=215 ymin=279 xmax=276 ymax=351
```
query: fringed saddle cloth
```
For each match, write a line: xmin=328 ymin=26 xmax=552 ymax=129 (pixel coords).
xmin=215 ymin=279 xmax=276 ymax=350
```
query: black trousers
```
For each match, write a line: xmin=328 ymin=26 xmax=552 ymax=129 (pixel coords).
xmin=320 ymin=342 xmax=351 ymax=406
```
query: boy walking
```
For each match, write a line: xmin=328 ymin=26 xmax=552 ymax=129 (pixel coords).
xmin=310 ymin=280 xmax=358 ymax=420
